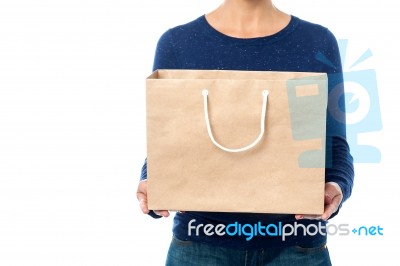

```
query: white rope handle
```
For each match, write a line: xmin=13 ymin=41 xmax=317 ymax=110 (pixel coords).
xmin=202 ymin=89 xmax=269 ymax=153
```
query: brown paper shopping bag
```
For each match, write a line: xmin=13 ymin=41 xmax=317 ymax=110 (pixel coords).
xmin=146 ymin=70 xmax=328 ymax=214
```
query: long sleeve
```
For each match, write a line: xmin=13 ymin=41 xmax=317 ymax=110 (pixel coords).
xmin=323 ymin=29 xmax=355 ymax=218
xmin=139 ymin=31 xmax=181 ymax=218
xmin=140 ymin=30 xmax=180 ymax=182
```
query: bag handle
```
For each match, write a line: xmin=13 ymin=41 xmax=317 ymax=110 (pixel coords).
xmin=202 ymin=89 xmax=269 ymax=153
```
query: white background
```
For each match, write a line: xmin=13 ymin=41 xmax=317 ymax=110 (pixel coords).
xmin=0 ymin=0 xmax=398 ymax=265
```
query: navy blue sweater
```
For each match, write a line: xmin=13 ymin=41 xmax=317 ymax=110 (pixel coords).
xmin=141 ymin=15 xmax=354 ymax=249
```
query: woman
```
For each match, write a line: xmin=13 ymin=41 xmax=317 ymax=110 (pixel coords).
xmin=137 ymin=0 xmax=354 ymax=265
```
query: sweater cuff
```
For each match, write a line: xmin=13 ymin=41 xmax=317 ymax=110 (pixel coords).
xmin=139 ymin=159 xmax=162 ymax=219
xmin=140 ymin=158 xmax=148 ymax=180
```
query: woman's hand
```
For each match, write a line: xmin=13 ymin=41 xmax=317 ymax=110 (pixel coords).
xmin=295 ymin=182 xmax=343 ymax=221
xmin=136 ymin=179 xmax=170 ymax=217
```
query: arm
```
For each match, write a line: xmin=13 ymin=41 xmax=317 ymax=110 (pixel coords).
xmin=324 ymin=29 xmax=354 ymax=218
xmin=297 ymin=29 xmax=354 ymax=220
xmin=137 ymin=29 xmax=179 ymax=218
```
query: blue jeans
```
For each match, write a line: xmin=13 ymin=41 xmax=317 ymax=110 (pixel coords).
xmin=166 ymin=235 xmax=331 ymax=266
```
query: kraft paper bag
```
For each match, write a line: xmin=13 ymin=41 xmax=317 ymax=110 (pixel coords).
xmin=146 ymin=70 xmax=328 ymax=215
